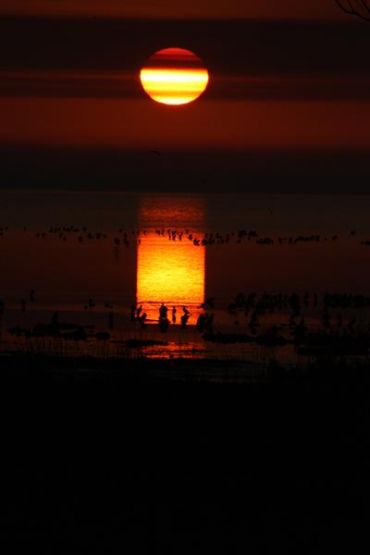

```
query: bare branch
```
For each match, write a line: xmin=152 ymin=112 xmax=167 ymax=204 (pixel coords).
xmin=335 ymin=0 xmax=370 ymax=21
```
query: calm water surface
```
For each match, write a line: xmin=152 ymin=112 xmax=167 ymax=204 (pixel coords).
xmin=1 ymin=190 xmax=370 ymax=366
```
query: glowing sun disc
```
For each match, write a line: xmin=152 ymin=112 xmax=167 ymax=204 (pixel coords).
xmin=140 ymin=47 xmax=209 ymax=106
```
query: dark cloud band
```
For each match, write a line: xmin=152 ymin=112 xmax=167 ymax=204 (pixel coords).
xmin=0 ymin=17 xmax=369 ymax=75
xmin=1 ymin=70 xmax=370 ymax=101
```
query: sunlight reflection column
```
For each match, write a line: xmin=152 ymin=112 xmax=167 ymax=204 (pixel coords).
xmin=136 ymin=197 xmax=205 ymax=324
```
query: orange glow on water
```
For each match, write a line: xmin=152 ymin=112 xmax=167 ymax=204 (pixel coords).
xmin=139 ymin=47 xmax=209 ymax=106
xmin=137 ymin=233 xmax=205 ymax=324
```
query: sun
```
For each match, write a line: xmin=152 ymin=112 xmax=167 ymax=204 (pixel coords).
xmin=139 ymin=47 xmax=209 ymax=106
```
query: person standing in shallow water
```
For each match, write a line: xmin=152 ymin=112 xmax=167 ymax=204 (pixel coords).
xmin=181 ymin=306 xmax=190 ymax=328
xmin=172 ymin=306 xmax=177 ymax=324
xmin=159 ymin=303 xmax=168 ymax=320
xmin=159 ymin=303 xmax=169 ymax=332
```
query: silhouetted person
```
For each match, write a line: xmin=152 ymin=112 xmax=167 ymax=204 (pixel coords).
xmin=181 ymin=306 xmax=190 ymax=328
xmin=159 ymin=316 xmax=169 ymax=332
xmin=172 ymin=306 xmax=177 ymax=324
xmin=196 ymin=312 xmax=206 ymax=333
xmin=139 ymin=312 xmax=147 ymax=328
xmin=130 ymin=303 xmax=136 ymax=322
xmin=159 ymin=303 xmax=168 ymax=320
xmin=159 ymin=303 xmax=170 ymax=332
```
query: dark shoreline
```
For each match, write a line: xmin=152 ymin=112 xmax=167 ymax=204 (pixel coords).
xmin=0 ymin=352 xmax=268 ymax=384
xmin=2 ymin=354 xmax=370 ymax=553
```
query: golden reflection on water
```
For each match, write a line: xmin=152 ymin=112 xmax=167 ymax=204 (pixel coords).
xmin=137 ymin=197 xmax=205 ymax=325
xmin=137 ymin=233 xmax=205 ymax=324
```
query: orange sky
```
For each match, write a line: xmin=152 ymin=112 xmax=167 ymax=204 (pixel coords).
xmin=0 ymin=1 xmax=369 ymax=189
xmin=0 ymin=0 xmax=345 ymax=19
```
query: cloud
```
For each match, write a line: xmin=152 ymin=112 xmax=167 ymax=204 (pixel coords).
xmin=1 ymin=17 xmax=369 ymax=101
xmin=1 ymin=70 xmax=370 ymax=101
xmin=1 ymin=144 xmax=370 ymax=193
xmin=0 ymin=19 xmax=368 ymax=75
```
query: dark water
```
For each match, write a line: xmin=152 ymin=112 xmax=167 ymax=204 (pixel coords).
xmin=2 ymin=191 xmax=370 ymax=554
xmin=1 ymin=190 xmax=370 ymax=365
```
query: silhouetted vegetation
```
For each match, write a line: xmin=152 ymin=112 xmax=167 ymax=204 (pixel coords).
xmin=336 ymin=0 xmax=370 ymax=21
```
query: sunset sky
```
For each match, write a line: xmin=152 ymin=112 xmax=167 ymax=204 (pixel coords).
xmin=0 ymin=1 xmax=348 ymax=19
xmin=1 ymin=0 xmax=370 ymax=192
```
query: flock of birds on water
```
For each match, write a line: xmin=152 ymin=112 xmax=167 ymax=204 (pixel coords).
xmin=2 ymin=286 xmax=370 ymax=358
xmin=1 ymin=223 xmax=370 ymax=357
xmin=0 ymin=225 xmax=366 ymax=248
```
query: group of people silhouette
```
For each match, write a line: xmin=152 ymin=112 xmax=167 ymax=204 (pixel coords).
xmin=129 ymin=300 xmax=216 ymax=334
xmin=159 ymin=303 xmax=190 ymax=331
xmin=130 ymin=304 xmax=147 ymax=327
xmin=130 ymin=302 xmax=191 ymax=331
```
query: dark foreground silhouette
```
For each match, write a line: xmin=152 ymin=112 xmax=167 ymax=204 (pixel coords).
xmin=1 ymin=355 xmax=370 ymax=554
